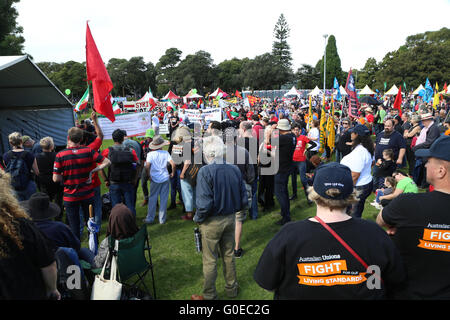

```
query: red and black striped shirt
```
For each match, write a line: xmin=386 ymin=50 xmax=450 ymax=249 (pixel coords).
xmin=53 ymin=146 xmax=104 ymax=202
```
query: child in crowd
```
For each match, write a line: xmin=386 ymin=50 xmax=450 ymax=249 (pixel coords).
xmin=374 ymin=148 xmax=396 ymax=189
xmin=371 ymin=176 xmax=397 ymax=210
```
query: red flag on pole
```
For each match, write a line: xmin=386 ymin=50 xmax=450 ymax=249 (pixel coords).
xmin=344 ymin=68 xmax=360 ymax=119
xmin=393 ymin=85 xmax=402 ymax=117
xmin=86 ymin=22 xmax=115 ymax=122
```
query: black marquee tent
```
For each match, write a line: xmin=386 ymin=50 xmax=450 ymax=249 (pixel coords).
xmin=0 ymin=55 xmax=75 ymax=154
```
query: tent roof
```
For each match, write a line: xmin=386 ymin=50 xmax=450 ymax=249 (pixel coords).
xmin=334 ymin=85 xmax=348 ymax=96
xmin=0 ymin=55 xmax=73 ymax=109
xmin=385 ymin=84 xmax=399 ymax=95
xmin=308 ymin=86 xmax=323 ymax=96
xmin=162 ymin=90 xmax=180 ymax=100
xmin=358 ymin=85 xmax=376 ymax=95
xmin=137 ymin=91 xmax=158 ymax=103
xmin=209 ymin=88 xmax=228 ymax=97
xmin=412 ymin=84 xmax=425 ymax=95
xmin=284 ymin=86 xmax=300 ymax=96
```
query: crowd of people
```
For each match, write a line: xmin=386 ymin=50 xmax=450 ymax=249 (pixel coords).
xmin=1 ymin=90 xmax=450 ymax=300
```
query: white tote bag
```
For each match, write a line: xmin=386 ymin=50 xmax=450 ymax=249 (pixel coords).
xmin=91 ymin=240 xmax=122 ymax=300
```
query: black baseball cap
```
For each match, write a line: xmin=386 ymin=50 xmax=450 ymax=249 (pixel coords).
xmin=313 ymin=162 xmax=354 ymax=200
xmin=349 ymin=124 xmax=370 ymax=136
xmin=415 ymin=135 xmax=450 ymax=162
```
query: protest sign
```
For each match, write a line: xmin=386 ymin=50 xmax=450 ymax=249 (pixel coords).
xmin=98 ymin=112 xmax=151 ymax=139
xmin=184 ymin=108 xmax=222 ymax=123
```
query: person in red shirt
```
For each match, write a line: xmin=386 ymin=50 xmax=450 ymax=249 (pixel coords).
xmin=290 ymin=124 xmax=317 ymax=203
xmin=365 ymin=107 xmax=375 ymax=134
xmin=53 ymin=127 xmax=110 ymax=239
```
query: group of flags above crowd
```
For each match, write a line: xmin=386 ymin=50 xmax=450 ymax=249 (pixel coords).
xmin=75 ymin=22 xmax=447 ymax=124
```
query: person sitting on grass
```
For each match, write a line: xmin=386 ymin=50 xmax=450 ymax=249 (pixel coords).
xmin=371 ymin=176 xmax=397 ymax=210
xmin=378 ymin=170 xmax=418 ymax=208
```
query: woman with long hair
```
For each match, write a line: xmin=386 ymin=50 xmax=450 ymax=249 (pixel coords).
xmin=0 ymin=170 xmax=60 ymax=300
xmin=340 ymin=124 xmax=375 ymax=218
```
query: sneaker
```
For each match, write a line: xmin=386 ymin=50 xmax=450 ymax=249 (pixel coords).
xmin=234 ymin=248 xmax=244 ymax=258
xmin=181 ymin=215 xmax=193 ymax=221
xmin=374 ymin=203 xmax=383 ymax=210
xmin=142 ymin=218 xmax=153 ymax=224
xmin=275 ymin=218 xmax=290 ymax=226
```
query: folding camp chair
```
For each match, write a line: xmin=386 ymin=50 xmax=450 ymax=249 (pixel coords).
xmin=109 ymin=226 xmax=157 ymax=299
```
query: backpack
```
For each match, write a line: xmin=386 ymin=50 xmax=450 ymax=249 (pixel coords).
xmin=5 ymin=151 xmax=30 ymax=191
xmin=108 ymin=145 xmax=135 ymax=184
xmin=55 ymin=247 xmax=90 ymax=300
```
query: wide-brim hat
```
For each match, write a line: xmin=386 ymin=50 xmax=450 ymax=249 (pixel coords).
xmin=420 ymin=113 xmax=434 ymax=121
xmin=277 ymin=119 xmax=291 ymax=131
xmin=20 ymin=192 xmax=60 ymax=221
xmin=149 ymin=135 xmax=170 ymax=149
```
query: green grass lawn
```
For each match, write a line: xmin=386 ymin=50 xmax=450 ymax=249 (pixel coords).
xmin=80 ymin=138 xmax=382 ymax=300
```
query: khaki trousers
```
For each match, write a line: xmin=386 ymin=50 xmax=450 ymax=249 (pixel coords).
xmin=199 ymin=214 xmax=238 ymax=300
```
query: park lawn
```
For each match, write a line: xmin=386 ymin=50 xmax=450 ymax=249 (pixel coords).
xmin=80 ymin=138 xmax=382 ymax=300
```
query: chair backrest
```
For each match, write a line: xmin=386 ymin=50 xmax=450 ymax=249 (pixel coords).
xmin=109 ymin=226 xmax=151 ymax=281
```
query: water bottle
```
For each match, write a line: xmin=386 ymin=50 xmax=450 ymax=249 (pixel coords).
xmin=194 ymin=228 xmax=202 ymax=253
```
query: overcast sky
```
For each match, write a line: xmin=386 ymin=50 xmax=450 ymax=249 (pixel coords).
xmin=16 ymin=0 xmax=450 ymax=72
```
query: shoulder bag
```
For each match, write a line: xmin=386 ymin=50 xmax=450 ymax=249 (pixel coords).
xmin=91 ymin=240 xmax=122 ymax=300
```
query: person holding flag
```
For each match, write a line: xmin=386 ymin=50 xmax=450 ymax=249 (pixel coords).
xmin=345 ymin=69 xmax=360 ymax=120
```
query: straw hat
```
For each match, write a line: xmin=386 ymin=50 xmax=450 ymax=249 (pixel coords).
xmin=148 ymin=135 xmax=170 ymax=149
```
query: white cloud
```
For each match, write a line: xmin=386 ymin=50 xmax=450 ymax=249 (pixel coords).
xmin=16 ymin=0 xmax=450 ymax=72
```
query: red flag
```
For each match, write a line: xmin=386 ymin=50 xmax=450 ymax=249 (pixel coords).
xmin=345 ymin=68 xmax=360 ymax=119
xmin=393 ymin=85 xmax=402 ymax=117
xmin=86 ymin=22 xmax=115 ymax=122
xmin=235 ymin=90 xmax=242 ymax=99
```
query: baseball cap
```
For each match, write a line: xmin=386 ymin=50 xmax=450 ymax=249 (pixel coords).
xmin=349 ymin=124 xmax=370 ymax=136
xmin=145 ymin=128 xmax=155 ymax=138
xmin=313 ymin=162 xmax=354 ymax=200
xmin=415 ymin=135 xmax=450 ymax=162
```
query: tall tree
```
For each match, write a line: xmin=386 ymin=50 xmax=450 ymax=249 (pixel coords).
xmin=315 ymin=35 xmax=343 ymax=89
xmin=155 ymin=47 xmax=182 ymax=96
xmin=355 ymin=57 xmax=379 ymax=88
xmin=241 ymin=53 xmax=290 ymax=90
xmin=272 ymin=13 xmax=292 ymax=70
xmin=216 ymin=58 xmax=246 ymax=93
xmin=0 ymin=0 xmax=25 ymax=55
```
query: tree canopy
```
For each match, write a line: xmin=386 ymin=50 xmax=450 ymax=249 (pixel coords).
xmin=0 ymin=0 xmax=25 ymax=55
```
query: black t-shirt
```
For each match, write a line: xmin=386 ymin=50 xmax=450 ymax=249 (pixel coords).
xmin=382 ymin=191 xmax=450 ymax=299
xmin=254 ymin=218 xmax=406 ymax=300
xmin=35 ymin=152 xmax=56 ymax=185
xmin=0 ymin=218 xmax=55 ymax=299
xmin=277 ymin=133 xmax=296 ymax=174
xmin=375 ymin=131 xmax=406 ymax=161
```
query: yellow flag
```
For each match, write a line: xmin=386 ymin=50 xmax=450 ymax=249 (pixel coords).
xmin=327 ymin=96 xmax=335 ymax=153
xmin=318 ymin=96 xmax=327 ymax=153
xmin=307 ymin=95 xmax=313 ymax=130
xmin=433 ymin=92 xmax=440 ymax=109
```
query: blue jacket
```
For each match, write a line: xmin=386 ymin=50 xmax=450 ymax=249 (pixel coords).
xmin=194 ymin=158 xmax=248 ymax=224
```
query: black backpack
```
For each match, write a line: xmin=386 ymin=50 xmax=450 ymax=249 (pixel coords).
xmin=108 ymin=145 xmax=135 ymax=183
xmin=5 ymin=151 xmax=30 ymax=191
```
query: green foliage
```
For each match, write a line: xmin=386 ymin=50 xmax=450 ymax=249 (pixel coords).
xmin=155 ymin=48 xmax=182 ymax=96
xmin=0 ymin=0 xmax=25 ymax=55
xmin=367 ymin=27 xmax=450 ymax=91
xmin=355 ymin=57 xmax=379 ymax=89
xmin=216 ymin=57 xmax=247 ymax=93
xmin=272 ymin=13 xmax=292 ymax=70
xmin=295 ymin=64 xmax=321 ymax=89
xmin=315 ymin=35 xmax=343 ymax=88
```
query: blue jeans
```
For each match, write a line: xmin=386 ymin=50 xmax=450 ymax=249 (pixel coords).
xmin=14 ymin=180 xmax=37 ymax=201
xmin=351 ymin=180 xmax=373 ymax=218
xmin=79 ymin=186 xmax=102 ymax=238
xmin=250 ymin=178 xmax=259 ymax=219
xmin=291 ymin=161 xmax=308 ymax=197
xmin=274 ymin=171 xmax=291 ymax=222
xmin=375 ymin=190 xmax=385 ymax=203
xmin=65 ymin=197 xmax=94 ymax=240
xmin=109 ymin=183 xmax=136 ymax=216
xmin=170 ymin=169 xmax=182 ymax=206
xmin=180 ymin=178 xmax=196 ymax=212
xmin=146 ymin=179 xmax=170 ymax=224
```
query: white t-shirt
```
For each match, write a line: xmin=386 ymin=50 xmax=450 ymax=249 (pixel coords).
xmin=308 ymin=128 xmax=320 ymax=151
xmin=146 ymin=150 xmax=172 ymax=183
xmin=340 ymin=144 xmax=373 ymax=186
